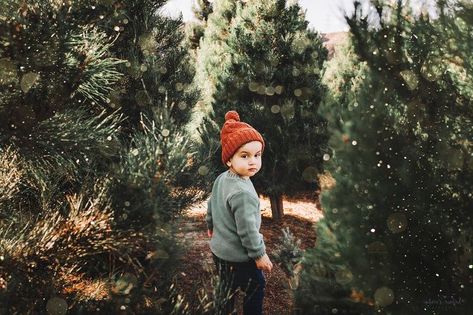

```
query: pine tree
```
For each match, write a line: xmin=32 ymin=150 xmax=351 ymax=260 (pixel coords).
xmin=91 ymin=0 xmax=199 ymax=131
xmin=0 ymin=1 xmax=200 ymax=313
xmin=0 ymin=0 xmax=125 ymax=211
xmin=187 ymin=0 xmax=214 ymax=50
xmin=296 ymin=1 xmax=472 ymax=314
xmin=193 ymin=0 xmax=213 ymax=22
xmin=87 ymin=0 xmax=202 ymax=229
xmin=194 ymin=0 xmax=239 ymax=108
xmin=196 ymin=0 xmax=329 ymax=220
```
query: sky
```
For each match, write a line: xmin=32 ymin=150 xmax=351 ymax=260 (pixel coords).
xmin=161 ymin=0 xmax=356 ymax=33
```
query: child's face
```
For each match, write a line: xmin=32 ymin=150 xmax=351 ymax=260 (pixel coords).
xmin=226 ymin=141 xmax=263 ymax=179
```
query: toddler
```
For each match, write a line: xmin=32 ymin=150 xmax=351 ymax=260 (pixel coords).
xmin=206 ymin=110 xmax=273 ymax=315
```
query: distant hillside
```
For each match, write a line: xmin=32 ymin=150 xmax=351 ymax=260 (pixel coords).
xmin=321 ymin=31 xmax=349 ymax=59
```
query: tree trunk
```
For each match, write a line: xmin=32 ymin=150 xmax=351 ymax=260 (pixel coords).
xmin=269 ymin=193 xmax=284 ymax=220
xmin=315 ymin=189 xmax=322 ymax=212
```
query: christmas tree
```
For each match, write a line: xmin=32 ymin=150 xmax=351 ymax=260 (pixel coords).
xmin=195 ymin=0 xmax=329 ymax=219
xmin=296 ymin=1 xmax=472 ymax=314
xmin=194 ymin=0 xmax=238 ymax=108
xmin=94 ymin=0 xmax=199 ymax=130
xmin=187 ymin=0 xmax=213 ymax=50
xmin=0 ymin=1 xmax=201 ymax=313
xmin=89 ymin=0 xmax=202 ymax=230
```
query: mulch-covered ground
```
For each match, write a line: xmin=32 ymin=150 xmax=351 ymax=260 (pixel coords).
xmin=174 ymin=196 xmax=324 ymax=314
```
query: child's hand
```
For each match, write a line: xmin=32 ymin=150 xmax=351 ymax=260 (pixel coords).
xmin=207 ymin=229 xmax=213 ymax=238
xmin=255 ymin=254 xmax=273 ymax=273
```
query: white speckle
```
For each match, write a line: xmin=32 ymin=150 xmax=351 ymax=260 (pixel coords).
xmin=198 ymin=165 xmax=209 ymax=176
xmin=178 ymin=101 xmax=187 ymax=110
xmin=352 ymin=140 xmax=357 ymax=146
xmin=271 ymin=105 xmax=281 ymax=113
xmin=46 ymin=297 xmax=68 ymax=315
xmin=162 ymin=129 xmax=170 ymax=137
xmin=371 ymin=228 xmax=376 ymax=233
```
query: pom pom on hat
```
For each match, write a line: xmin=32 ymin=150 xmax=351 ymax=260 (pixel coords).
xmin=225 ymin=111 xmax=240 ymax=122
xmin=220 ymin=110 xmax=265 ymax=164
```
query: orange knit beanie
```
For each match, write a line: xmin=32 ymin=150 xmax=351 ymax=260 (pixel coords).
xmin=220 ymin=110 xmax=265 ymax=164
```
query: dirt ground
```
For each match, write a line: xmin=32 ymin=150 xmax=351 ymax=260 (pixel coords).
xmin=174 ymin=195 xmax=324 ymax=314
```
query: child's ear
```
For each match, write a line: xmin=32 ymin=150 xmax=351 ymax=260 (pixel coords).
xmin=226 ymin=160 xmax=231 ymax=167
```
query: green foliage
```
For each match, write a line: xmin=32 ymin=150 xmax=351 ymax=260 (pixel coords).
xmin=296 ymin=219 xmax=375 ymax=314
xmin=192 ymin=0 xmax=214 ymax=23
xmin=297 ymin=1 xmax=473 ymax=314
xmin=95 ymin=0 xmax=199 ymax=131
xmin=194 ymin=0 xmax=239 ymax=107
xmin=0 ymin=0 xmax=203 ymax=313
xmin=273 ymin=227 xmax=303 ymax=280
xmin=0 ymin=147 xmax=21 ymax=206
xmin=0 ymin=184 xmax=159 ymax=313
xmin=107 ymin=108 xmax=198 ymax=229
xmin=65 ymin=27 xmax=125 ymax=104
xmin=187 ymin=272 xmax=236 ymax=315
xmin=0 ymin=1 xmax=124 ymax=139
xmin=188 ymin=113 xmax=226 ymax=195
xmin=196 ymin=0 xmax=329 ymax=200
xmin=156 ymin=271 xmax=236 ymax=315
xmin=187 ymin=0 xmax=214 ymax=51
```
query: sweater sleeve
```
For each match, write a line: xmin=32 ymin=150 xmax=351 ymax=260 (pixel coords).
xmin=206 ymin=197 xmax=213 ymax=231
xmin=228 ymin=191 xmax=266 ymax=260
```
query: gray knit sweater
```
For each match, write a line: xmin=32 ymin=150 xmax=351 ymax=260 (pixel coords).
xmin=206 ymin=170 xmax=266 ymax=262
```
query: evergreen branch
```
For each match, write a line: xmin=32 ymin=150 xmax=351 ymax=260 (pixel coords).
xmin=66 ymin=27 xmax=125 ymax=104
xmin=21 ymin=108 xmax=123 ymax=168
xmin=273 ymin=227 xmax=304 ymax=289
xmin=0 ymin=147 xmax=22 ymax=205
xmin=5 ymin=108 xmax=124 ymax=210
xmin=0 ymin=186 xmax=150 ymax=308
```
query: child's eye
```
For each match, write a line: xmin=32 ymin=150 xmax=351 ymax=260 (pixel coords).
xmin=241 ymin=155 xmax=247 ymax=158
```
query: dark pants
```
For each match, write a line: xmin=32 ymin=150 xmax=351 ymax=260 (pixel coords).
xmin=212 ymin=253 xmax=266 ymax=315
